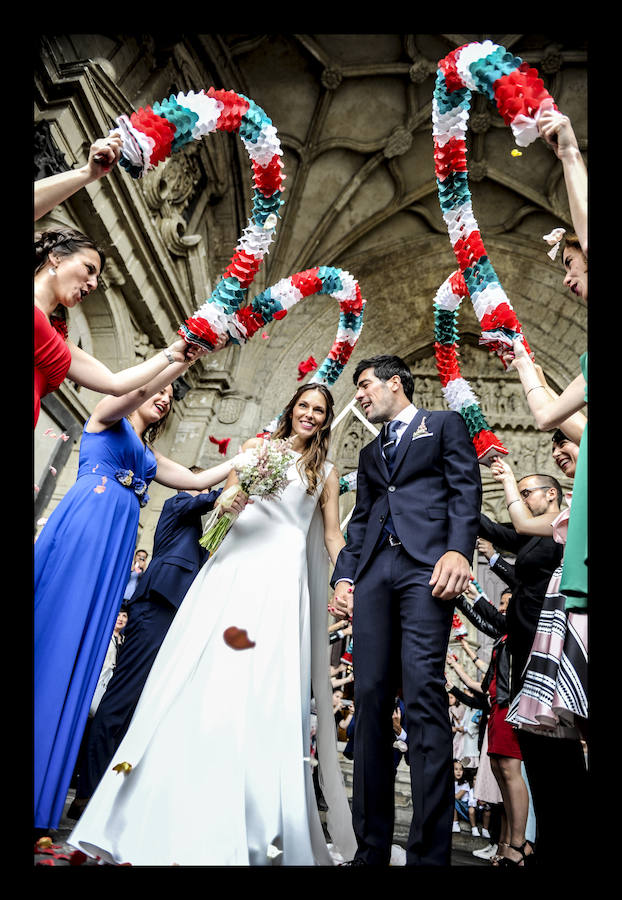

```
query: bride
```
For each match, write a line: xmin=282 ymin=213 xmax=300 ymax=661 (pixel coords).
xmin=68 ymin=383 xmax=357 ymax=866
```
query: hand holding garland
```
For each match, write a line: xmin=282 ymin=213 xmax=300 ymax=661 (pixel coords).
xmin=34 ymin=134 xmax=123 ymax=221
xmin=504 ymin=338 xmax=586 ymax=439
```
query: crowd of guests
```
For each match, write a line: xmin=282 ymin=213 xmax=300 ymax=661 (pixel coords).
xmin=34 ymin=104 xmax=587 ymax=867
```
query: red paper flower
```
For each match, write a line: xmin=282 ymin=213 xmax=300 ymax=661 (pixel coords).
xmin=207 ymin=88 xmax=250 ymax=132
xmin=223 ymin=249 xmax=262 ymax=288
xmin=234 ymin=306 xmax=264 ymax=338
xmin=130 ymin=106 xmax=176 ymax=166
xmin=449 ymin=270 xmax=468 ymax=298
xmin=291 ymin=268 xmax=323 ymax=298
xmin=434 ymin=136 xmax=468 ymax=181
xmin=439 ymin=47 xmax=466 ymax=92
xmin=434 ymin=343 xmax=461 ymax=387
xmin=252 ymin=154 xmax=285 ymax=197
xmin=338 ymin=284 xmax=365 ymax=314
xmin=328 ymin=340 xmax=354 ymax=366
xmin=181 ymin=317 xmax=220 ymax=348
xmin=209 ymin=435 xmax=231 ymax=455
xmin=473 ymin=429 xmax=508 ymax=460
xmin=297 ymin=356 xmax=318 ymax=381
xmin=479 ymin=302 xmax=520 ymax=333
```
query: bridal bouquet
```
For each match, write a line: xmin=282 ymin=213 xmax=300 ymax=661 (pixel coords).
xmin=199 ymin=437 xmax=295 ymax=554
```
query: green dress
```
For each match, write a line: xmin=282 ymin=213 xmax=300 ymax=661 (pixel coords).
xmin=559 ymin=352 xmax=587 ymax=611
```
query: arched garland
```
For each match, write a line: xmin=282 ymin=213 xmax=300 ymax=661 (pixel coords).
xmin=109 ymin=89 xmax=366 ymax=425
xmin=432 ymin=41 xmax=558 ymax=464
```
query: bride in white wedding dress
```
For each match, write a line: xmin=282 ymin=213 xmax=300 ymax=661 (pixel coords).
xmin=68 ymin=384 xmax=357 ymax=866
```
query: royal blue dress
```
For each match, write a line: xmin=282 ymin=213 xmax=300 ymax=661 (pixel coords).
xmin=34 ymin=417 xmax=158 ymax=829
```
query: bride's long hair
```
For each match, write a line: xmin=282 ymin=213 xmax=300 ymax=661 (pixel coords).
xmin=271 ymin=383 xmax=335 ymax=495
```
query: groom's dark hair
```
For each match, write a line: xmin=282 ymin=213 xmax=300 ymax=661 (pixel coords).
xmin=353 ymin=355 xmax=414 ymax=402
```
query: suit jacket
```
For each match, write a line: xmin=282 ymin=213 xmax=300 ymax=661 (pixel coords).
xmin=490 ymin=554 xmax=517 ymax=590
xmin=129 ymin=489 xmax=221 ymax=611
xmin=478 ymin=513 xmax=563 ymax=692
xmin=454 ymin=593 xmax=511 ymax=708
xmin=332 ymin=408 xmax=482 ymax=584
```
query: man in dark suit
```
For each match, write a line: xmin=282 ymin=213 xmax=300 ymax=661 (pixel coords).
xmin=331 ymin=355 xmax=482 ymax=866
xmin=71 ymin=471 xmax=248 ymax=809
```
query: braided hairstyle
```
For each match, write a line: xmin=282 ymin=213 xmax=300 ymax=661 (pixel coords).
xmin=34 ymin=227 xmax=106 ymax=275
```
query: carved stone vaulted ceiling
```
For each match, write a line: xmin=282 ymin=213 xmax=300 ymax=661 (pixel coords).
xmin=34 ymin=33 xmax=587 ymax=542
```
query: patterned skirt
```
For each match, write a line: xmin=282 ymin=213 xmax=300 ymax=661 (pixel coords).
xmin=506 ymin=565 xmax=587 ymax=732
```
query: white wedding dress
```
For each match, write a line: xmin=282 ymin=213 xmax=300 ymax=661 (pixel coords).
xmin=68 ymin=453 xmax=356 ymax=866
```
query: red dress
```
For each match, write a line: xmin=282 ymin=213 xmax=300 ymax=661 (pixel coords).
xmin=486 ymin=642 xmax=522 ymax=760
xmin=34 ymin=306 xmax=72 ymax=426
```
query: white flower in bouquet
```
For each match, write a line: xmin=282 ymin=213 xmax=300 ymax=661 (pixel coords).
xmin=199 ymin=438 xmax=295 ymax=554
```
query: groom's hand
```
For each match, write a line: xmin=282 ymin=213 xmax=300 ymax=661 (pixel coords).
xmin=332 ymin=580 xmax=354 ymax=618
xmin=429 ymin=551 xmax=470 ymax=600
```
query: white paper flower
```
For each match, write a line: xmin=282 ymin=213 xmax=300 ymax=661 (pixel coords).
xmin=269 ymin=278 xmax=303 ymax=311
xmin=176 ymin=91 xmax=223 ymax=138
xmin=241 ymin=123 xmax=282 ymax=166
xmin=236 ymin=221 xmax=275 ymax=258
xmin=331 ymin=270 xmax=358 ymax=302
xmin=455 ymin=41 xmax=500 ymax=91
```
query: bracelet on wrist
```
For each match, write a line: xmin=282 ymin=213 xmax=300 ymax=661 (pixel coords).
xmin=163 ymin=348 xmax=176 ymax=365
xmin=507 ymin=499 xmax=522 ymax=510
xmin=526 ymin=384 xmax=546 ymax=397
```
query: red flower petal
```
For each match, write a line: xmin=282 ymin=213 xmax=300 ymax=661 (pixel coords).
xmin=223 ymin=626 xmax=256 ymax=650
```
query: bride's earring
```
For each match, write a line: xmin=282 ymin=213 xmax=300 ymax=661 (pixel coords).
xmin=49 ymin=267 xmax=57 ymax=276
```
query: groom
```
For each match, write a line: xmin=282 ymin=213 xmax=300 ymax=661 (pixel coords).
xmin=331 ymin=355 xmax=481 ymax=866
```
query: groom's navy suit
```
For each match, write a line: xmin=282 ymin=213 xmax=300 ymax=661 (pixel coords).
xmin=332 ymin=406 xmax=481 ymax=865
xmin=78 ymin=488 xmax=220 ymax=798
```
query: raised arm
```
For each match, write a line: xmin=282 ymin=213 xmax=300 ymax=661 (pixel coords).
xmin=538 ymin=110 xmax=587 ymax=257
xmin=34 ymin=134 xmax=123 ymax=221
xmin=508 ymin=339 xmax=586 ymax=437
xmin=490 ymin=457 xmax=559 ymax=537
xmin=68 ymin=335 xmax=226 ymax=408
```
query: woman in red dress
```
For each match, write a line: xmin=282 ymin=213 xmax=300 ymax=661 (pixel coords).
xmin=34 ymin=136 xmax=224 ymax=426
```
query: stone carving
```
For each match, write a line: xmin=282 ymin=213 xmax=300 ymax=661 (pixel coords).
xmin=133 ymin=331 xmax=156 ymax=361
xmin=384 ymin=125 xmax=413 ymax=159
xmin=541 ymin=44 xmax=563 ymax=74
xmin=217 ymin=394 xmax=246 ymax=425
xmin=322 ymin=67 xmax=343 ymax=90
xmin=469 ymin=160 xmax=487 ymax=182
xmin=34 ymin=120 xmax=70 ymax=179
xmin=339 ymin=420 xmax=370 ymax=469
xmin=470 ymin=110 xmax=492 ymax=134
xmin=141 ymin=150 xmax=204 ymax=256
xmin=409 ymin=59 xmax=432 ymax=84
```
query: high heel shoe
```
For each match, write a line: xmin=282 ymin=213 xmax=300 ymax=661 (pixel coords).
xmin=497 ymin=840 xmax=535 ymax=867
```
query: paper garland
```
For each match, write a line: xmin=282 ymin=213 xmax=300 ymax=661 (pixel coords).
xmin=256 ymin=266 xmax=366 ymax=434
xmin=110 ymin=88 xmax=284 ymax=343
xmin=109 ymin=90 xmax=366 ymax=417
xmin=433 ymin=40 xmax=558 ymax=464
xmin=433 ymin=271 xmax=508 ymax=466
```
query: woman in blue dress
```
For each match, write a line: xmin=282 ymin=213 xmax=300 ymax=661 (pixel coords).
xmin=34 ymin=361 xmax=244 ymax=832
